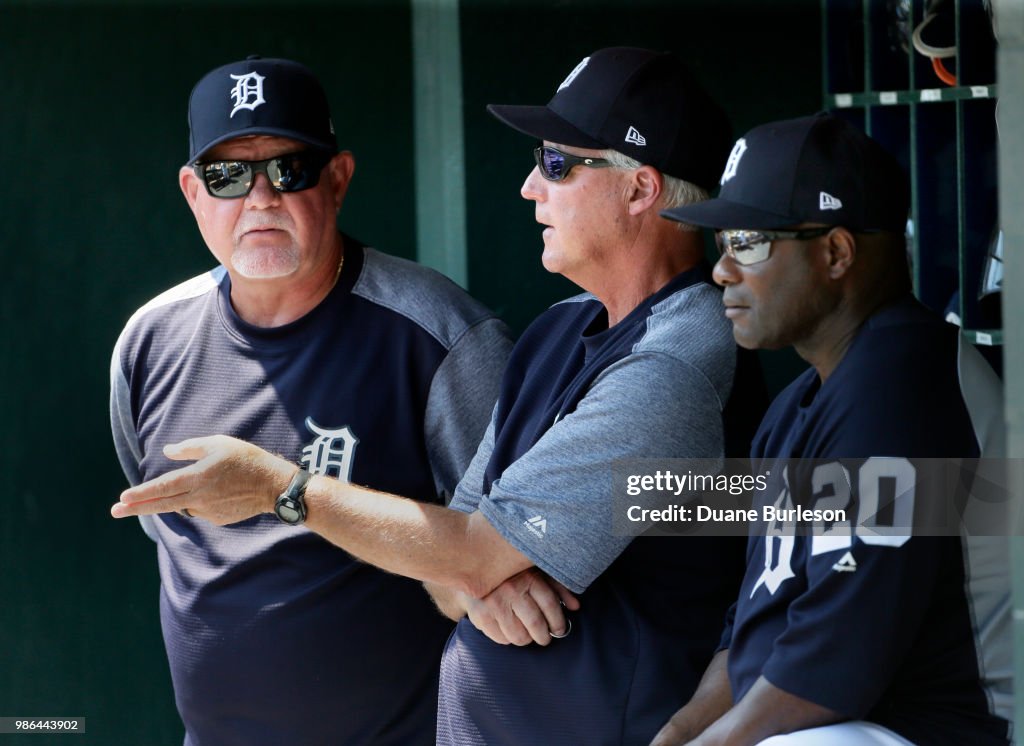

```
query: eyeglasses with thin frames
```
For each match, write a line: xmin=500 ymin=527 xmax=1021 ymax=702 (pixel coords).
xmin=715 ymin=227 xmax=833 ymax=265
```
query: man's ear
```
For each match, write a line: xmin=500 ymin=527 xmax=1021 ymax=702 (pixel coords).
xmin=626 ymin=165 xmax=663 ymax=216
xmin=825 ymin=226 xmax=857 ymax=279
xmin=179 ymin=165 xmax=202 ymax=217
xmin=327 ymin=151 xmax=356 ymax=212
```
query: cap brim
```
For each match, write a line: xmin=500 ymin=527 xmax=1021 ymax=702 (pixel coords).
xmin=660 ymin=198 xmax=800 ymax=230
xmin=486 ymin=104 xmax=605 ymax=149
xmin=190 ymin=127 xmax=337 ymax=164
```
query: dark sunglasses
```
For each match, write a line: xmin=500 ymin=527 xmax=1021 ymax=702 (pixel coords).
xmin=193 ymin=150 xmax=333 ymax=198
xmin=715 ymin=227 xmax=833 ymax=265
xmin=533 ymin=145 xmax=613 ymax=182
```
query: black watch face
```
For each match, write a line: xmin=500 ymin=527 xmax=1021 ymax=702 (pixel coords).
xmin=276 ymin=498 xmax=303 ymax=524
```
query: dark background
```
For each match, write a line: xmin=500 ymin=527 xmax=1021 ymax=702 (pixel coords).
xmin=1 ymin=1 xmax=818 ymax=743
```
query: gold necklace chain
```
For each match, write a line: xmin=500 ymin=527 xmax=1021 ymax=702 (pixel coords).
xmin=333 ymin=252 xmax=345 ymax=285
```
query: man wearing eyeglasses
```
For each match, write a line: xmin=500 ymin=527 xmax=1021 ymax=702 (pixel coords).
xmin=109 ymin=56 xmax=512 ymax=746
xmin=651 ymin=113 xmax=1011 ymax=745
xmin=113 ymin=48 xmax=760 ymax=744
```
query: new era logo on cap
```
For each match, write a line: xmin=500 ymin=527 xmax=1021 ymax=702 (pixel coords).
xmin=625 ymin=126 xmax=647 ymax=146
xmin=819 ymin=192 xmax=843 ymax=210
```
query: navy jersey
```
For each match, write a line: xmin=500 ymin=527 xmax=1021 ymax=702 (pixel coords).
xmin=439 ymin=266 xmax=756 ymax=745
xmin=110 ymin=241 xmax=511 ymax=746
xmin=725 ymin=297 xmax=1011 ymax=745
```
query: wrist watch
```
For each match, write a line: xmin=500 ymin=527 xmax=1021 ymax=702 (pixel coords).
xmin=275 ymin=468 xmax=312 ymax=525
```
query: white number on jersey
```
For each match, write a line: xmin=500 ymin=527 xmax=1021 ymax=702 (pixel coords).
xmin=752 ymin=458 xmax=915 ymax=597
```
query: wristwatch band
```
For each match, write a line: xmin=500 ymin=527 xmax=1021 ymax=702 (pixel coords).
xmin=275 ymin=468 xmax=312 ymax=525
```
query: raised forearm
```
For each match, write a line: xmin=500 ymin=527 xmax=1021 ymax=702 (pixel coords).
xmin=111 ymin=435 xmax=532 ymax=598
xmin=303 ymin=474 xmax=530 ymax=597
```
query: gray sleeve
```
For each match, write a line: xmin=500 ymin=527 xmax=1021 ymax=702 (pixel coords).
xmin=110 ymin=342 xmax=142 ymax=486
xmin=425 ymin=317 xmax=511 ymax=501
xmin=447 ymin=407 xmax=498 ymax=513
xmin=476 ymin=352 xmax=725 ymax=594
xmin=109 ymin=338 xmax=159 ymax=541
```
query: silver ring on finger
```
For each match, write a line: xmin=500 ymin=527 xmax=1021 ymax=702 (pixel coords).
xmin=549 ymin=617 xmax=572 ymax=639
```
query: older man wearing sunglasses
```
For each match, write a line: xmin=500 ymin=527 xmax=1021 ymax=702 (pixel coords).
xmin=113 ymin=48 xmax=762 ymax=744
xmin=109 ymin=56 xmax=511 ymax=746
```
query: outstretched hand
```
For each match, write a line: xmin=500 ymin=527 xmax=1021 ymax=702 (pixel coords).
xmin=111 ymin=435 xmax=295 ymax=525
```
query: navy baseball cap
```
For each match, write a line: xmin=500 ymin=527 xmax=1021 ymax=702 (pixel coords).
xmin=661 ymin=113 xmax=909 ymax=232
xmin=487 ymin=47 xmax=732 ymax=190
xmin=187 ymin=56 xmax=337 ymax=164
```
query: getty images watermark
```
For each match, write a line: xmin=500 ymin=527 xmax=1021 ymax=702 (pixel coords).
xmin=611 ymin=458 xmax=1024 ymax=537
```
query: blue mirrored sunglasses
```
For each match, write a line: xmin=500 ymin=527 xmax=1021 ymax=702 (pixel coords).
xmin=533 ymin=145 xmax=613 ymax=182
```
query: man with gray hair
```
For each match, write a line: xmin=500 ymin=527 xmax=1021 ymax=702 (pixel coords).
xmin=114 ymin=48 xmax=759 ymax=744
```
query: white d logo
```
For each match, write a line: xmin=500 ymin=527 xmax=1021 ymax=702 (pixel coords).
xmin=228 ymin=72 xmax=266 ymax=118
xmin=720 ymin=138 xmax=748 ymax=185
xmin=557 ymin=57 xmax=590 ymax=92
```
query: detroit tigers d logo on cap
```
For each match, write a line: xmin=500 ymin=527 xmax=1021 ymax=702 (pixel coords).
xmin=557 ymin=57 xmax=590 ymax=91
xmin=229 ymin=72 xmax=266 ymax=118
xmin=720 ymin=138 xmax=748 ymax=185
xmin=188 ymin=57 xmax=338 ymax=163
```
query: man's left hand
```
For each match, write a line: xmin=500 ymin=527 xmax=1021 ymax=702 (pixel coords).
xmin=464 ymin=567 xmax=579 ymax=645
xmin=111 ymin=435 xmax=293 ymax=525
